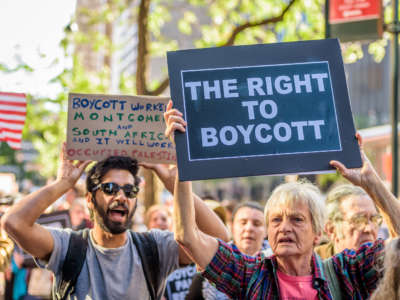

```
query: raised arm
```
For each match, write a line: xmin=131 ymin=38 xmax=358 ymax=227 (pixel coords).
xmin=140 ymin=163 xmax=229 ymax=242
xmin=1 ymin=144 xmax=91 ymax=260
xmin=164 ymin=101 xmax=219 ymax=269
xmin=330 ymin=133 xmax=400 ymax=237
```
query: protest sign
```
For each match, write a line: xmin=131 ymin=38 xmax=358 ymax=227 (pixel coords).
xmin=164 ymin=264 xmax=196 ymax=300
xmin=66 ymin=93 xmax=176 ymax=164
xmin=167 ymin=39 xmax=362 ymax=181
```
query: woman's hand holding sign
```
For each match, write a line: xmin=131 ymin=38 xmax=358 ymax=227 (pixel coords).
xmin=329 ymin=133 xmax=377 ymax=188
xmin=331 ymin=132 xmax=400 ymax=237
xmin=164 ymin=100 xmax=186 ymax=144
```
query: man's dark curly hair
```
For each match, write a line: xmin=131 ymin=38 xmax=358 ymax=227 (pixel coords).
xmin=86 ymin=156 xmax=140 ymax=194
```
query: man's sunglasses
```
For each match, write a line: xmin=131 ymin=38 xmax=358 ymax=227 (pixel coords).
xmin=93 ymin=182 xmax=139 ymax=198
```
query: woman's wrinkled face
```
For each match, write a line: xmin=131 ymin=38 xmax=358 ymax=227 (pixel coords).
xmin=268 ymin=200 xmax=320 ymax=259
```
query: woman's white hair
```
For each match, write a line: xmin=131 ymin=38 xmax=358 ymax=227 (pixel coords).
xmin=264 ymin=181 xmax=326 ymax=235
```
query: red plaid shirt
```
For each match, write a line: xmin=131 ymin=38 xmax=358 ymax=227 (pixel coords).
xmin=202 ymin=239 xmax=384 ymax=299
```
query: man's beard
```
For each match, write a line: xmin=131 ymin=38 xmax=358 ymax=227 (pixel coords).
xmin=92 ymin=197 xmax=136 ymax=234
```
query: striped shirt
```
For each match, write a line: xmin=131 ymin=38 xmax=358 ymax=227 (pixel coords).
xmin=203 ymin=239 xmax=384 ymax=299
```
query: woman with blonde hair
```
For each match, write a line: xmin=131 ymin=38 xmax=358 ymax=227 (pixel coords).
xmin=145 ymin=204 xmax=172 ymax=231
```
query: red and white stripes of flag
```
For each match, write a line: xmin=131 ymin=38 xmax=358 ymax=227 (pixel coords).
xmin=0 ymin=92 xmax=27 ymax=150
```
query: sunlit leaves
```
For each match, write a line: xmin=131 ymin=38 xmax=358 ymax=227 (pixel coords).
xmin=18 ymin=0 xmax=395 ymax=180
xmin=178 ymin=11 xmax=197 ymax=35
xmin=368 ymin=38 xmax=389 ymax=63
xmin=341 ymin=43 xmax=364 ymax=64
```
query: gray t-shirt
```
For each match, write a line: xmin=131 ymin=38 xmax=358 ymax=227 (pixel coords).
xmin=37 ymin=228 xmax=179 ymax=300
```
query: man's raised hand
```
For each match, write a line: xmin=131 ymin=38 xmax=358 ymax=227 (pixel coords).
xmin=57 ymin=143 xmax=92 ymax=187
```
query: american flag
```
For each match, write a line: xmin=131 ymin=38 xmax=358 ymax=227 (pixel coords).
xmin=0 ymin=92 xmax=27 ymax=150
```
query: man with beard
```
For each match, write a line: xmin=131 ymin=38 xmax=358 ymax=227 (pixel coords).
xmin=1 ymin=145 xmax=229 ymax=300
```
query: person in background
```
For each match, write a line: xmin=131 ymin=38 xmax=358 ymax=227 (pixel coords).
xmin=148 ymin=202 xmax=196 ymax=300
xmin=315 ymin=184 xmax=385 ymax=259
xmin=69 ymin=198 xmax=92 ymax=230
xmin=5 ymin=251 xmax=27 ymax=300
xmin=0 ymin=194 xmax=15 ymax=271
xmin=55 ymin=186 xmax=80 ymax=211
xmin=186 ymin=201 xmax=268 ymax=300
xmin=203 ymin=199 xmax=227 ymax=225
xmin=230 ymin=202 xmax=269 ymax=256
xmin=145 ymin=204 xmax=172 ymax=231
xmin=0 ymin=194 xmax=27 ymax=300
xmin=220 ymin=199 xmax=236 ymax=237
xmin=370 ymin=237 xmax=400 ymax=299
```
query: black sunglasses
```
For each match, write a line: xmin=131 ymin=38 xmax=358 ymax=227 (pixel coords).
xmin=93 ymin=182 xmax=139 ymax=198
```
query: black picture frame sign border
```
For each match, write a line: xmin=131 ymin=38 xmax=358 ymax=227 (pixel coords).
xmin=167 ymin=39 xmax=362 ymax=181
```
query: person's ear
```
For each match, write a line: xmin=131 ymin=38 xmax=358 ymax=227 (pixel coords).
xmin=86 ymin=193 xmax=94 ymax=210
xmin=325 ymin=221 xmax=336 ymax=242
xmin=313 ymin=231 xmax=322 ymax=246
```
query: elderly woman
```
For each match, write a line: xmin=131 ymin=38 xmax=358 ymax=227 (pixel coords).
xmin=165 ymin=101 xmax=400 ymax=299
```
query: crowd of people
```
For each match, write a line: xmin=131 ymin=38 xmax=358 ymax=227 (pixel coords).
xmin=0 ymin=101 xmax=398 ymax=299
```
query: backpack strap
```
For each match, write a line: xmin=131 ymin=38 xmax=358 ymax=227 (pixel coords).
xmin=130 ymin=231 xmax=159 ymax=300
xmin=54 ymin=229 xmax=89 ymax=300
xmin=322 ymin=258 xmax=342 ymax=300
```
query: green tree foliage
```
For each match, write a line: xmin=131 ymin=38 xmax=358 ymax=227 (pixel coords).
xmin=21 ymin=0 xmax=327 ymax=180
xmin=6 ymin=0 xmax=394 ymax=192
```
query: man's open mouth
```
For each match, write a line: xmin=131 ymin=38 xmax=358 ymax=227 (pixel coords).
xmin=108 ymin=207 xmax=128 ymax=222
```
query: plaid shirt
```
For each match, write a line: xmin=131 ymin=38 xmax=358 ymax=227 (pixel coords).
xmin=202 ymin=239 xmax=384 ymax=300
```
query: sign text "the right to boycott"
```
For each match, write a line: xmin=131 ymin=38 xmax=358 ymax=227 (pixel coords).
xmin=181 ymin=62 xmax=341 ymax=161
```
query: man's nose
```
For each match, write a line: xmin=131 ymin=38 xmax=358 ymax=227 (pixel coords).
xmin=243 ymin=222 xmax=256 ymax=232
xmin=362 ymin=220 xmax=376 ymax=233
xmin=115 ymin=189 xmax=128 ymax=202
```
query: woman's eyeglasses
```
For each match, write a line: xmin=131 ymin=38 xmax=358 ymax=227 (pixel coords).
xmin=93 ymin=182 xmax=139 ymax=199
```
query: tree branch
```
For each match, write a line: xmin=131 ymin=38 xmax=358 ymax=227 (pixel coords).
xmin=220 ymin=0 xmax=298 ymax=47
xmin=136 ymin=0 xmax=150 ymax=94
xmin=148 ymin=77 xmax=170 ymax=96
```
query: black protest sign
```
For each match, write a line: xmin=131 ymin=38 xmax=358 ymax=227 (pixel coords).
xmin=167 ymin=39 xmax=362 ymax=181
xmin=164 ymin=264 xmax=196 ymax=300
